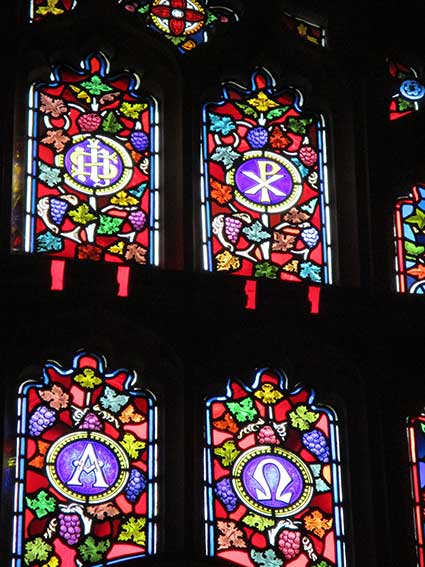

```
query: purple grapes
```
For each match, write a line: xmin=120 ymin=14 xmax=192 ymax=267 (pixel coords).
xmin=130 ymin=131 xmax=149 ymax=152
xmin=224 ymin=216 xmax=242 ymax=244
xmin=125 ymin=468 xmax=146 ymax=502
xmin=247 ymin=126 xmax=268 ymax=149
xmin=79 ymin=412 xmax=102 ymax=431
xmin=58 ymin=513 xmax=82 ymax=546
xmin=28 ymin=405 xmax=57 ymax=436
xmin=215 ymin=478 xmax=237 ymax=511
xmin=302 ymin=429 xmax=330 ymax=463
xmin=128 ymin=210 xmax=147 ymax=231
xmin=50 ymin=198 xmax=68 ymax=225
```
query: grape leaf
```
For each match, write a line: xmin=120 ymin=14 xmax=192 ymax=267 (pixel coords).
xmin=78 ymin=536 xmax=110 ymax=562
xmin=118 ymin=517 xmax=146 ymax=546
xmin=289 ymin=405 xmax=319 ymax=431
xmin=24 ymin=538 xmax=52 ymax=563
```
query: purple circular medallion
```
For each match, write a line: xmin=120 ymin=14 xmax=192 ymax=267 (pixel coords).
xmin=65 ymin=137 xmax=124 ymax=188
xmin=229 ymin=151 xmax=303 ymax=213
xmin=235 ymin=158 xmax=293 ymax=207
xmin=232 ymin=445 xmax=313 ymax=517
xmin=241 ymin=454 xmax=304 ymax=508
xmin=46 ymin=431 xmax=130 ymax=503
xmin=55 ymin=439 xmax=120 ymax=497
xmin=62 ymin=135 xmax=133 ymax=197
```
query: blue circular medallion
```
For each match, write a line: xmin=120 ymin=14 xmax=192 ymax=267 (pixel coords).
xmin=400 ymin=79 xmax=425 ymax=101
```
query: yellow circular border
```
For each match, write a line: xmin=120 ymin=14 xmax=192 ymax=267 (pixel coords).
xmin=63 ymin=134 xmax=133 ymax=197
xmin=231 ymin=445 xmax=314 ymax=517
xmin=46 ymin=431 xmax=130 ymax=504
xmin=227 ymin=150 xmax=303 ymax=213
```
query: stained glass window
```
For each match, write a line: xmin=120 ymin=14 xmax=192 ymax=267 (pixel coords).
xmin=12 ymin=350 xmax=158 ymax=567
xmin=388 ymin=59 xmax=425 ymax=120
xmin=408 ymin=413 xmax=425 ymax=566
xmin=204 ymin=367 xmax=346 ymax=567
xmin=200 ymin=68 xmax=332 ymax=285
xmin=394 ymin=184 xmax=425 ymax=293
xmin=30 ymin=0 xmax=77 ymax=22
xmin=281 ymin=12 xmax=327 ymax=47
xmin=12 ymin=52 xmax=160 ymax=266
xmin=117 ymin=0 xmax=239 ymax=54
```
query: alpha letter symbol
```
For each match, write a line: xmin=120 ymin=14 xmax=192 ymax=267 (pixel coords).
xmin=66 ymin=442 xmax=109 ymax=488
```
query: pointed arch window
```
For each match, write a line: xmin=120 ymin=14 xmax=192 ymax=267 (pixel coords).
xmin=30 ymin=0 xmax=77 ymax=22
xmin=204 ymin=367 xmax=346 ymax=567
xmin=12 ymin=350 xmax=158 ymax=567
xmin=394 ymin=184 xmax=425 ymax=293
xmin=200 ymin=68 xmax=332 ymax=285
xmin=116 ymin=0 xmax=239 ymax=54
xmin=12 ymin=52 xmax=160 ymax=268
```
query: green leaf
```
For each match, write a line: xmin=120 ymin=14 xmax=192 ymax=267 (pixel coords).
xmin=243 ymin=513 xmax=275 ymax=531
xmin=235 ymin=101 xmax=259 ymax=118
xmin=254 ymin=261 xmax=279 ymax=279
xmin=289 ymin=404 xmax=319 ymax=431
xmin=102 ymin=111 xmax=122 ymax=134
xmin=81 ymin=75 xmax=112 ymax=96
xmin=118 ymin=517 xmax=146 ymax=546
xmin=406 ymin=208 xmax=425 ymax=230
xmin=68 ymin=204 xmax=96 ymax=225
xmin=26 ymin=490 xmax=56 ymax=518
xmin=398 ymin=97 xmax=415 ymax=111
xmin=74 ymin=368 xmax=102 ymax=389
xmin=227 ymin=398 xmax=257 ymax=422
xmin=120 ymin=432 xmax=146 ymax=459
xmin=78 ymin=536 xmax=110 ymax=563
xmin=405 ymin=240 xmax=425 ymax=258
xmin=214 ymin=440 xmax=239 ymax=466
xmin=24 ymin=538 xmax=52 ymax=564
xmin=266 ymin=106 xmax=289 ymax=120
xmin=98 ymin=215 xmax=124 ymax=235
xmin=286 ymin=116 xmax=313 ymax=134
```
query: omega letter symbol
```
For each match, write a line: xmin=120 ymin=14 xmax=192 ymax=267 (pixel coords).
xmin=252 ymin=458 xmax=293 ymax=503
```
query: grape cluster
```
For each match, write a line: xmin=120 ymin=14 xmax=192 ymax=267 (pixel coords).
xmin=130 ymin=131 xmax=149 ymax=152
xmin=50 ymin=198 xmax=68 ymax=225
xmin=215 ymin=478 xmax=237 ymax=512
xmin=278 ymin=528 xmax=301 ymax=559
xmin=28 ymin=405 xmax=57 ymax=436
xmin=257 ymin=425 xmax=279 ymax=445
xmin=128 ymin=210 xmax=147 ymax=231
xmin=77 ymin=112 xmax=102 ymax=132
xmin=58 ymin=513 xmax=82 ymax=546
xmin=247 ymin=126 xmax=268 ymax=149
xmin=301 ymin=227 xmax=319 ymax=248
xmin=79 ymin=412 xmax=102 ymax=431
xmin=125 ymin=468 xmax=146 ymax=502
xmin=302 ymin=429 xmax=330 ymax=463
xmin=224 ymin=216 xmax=242 ymax=244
